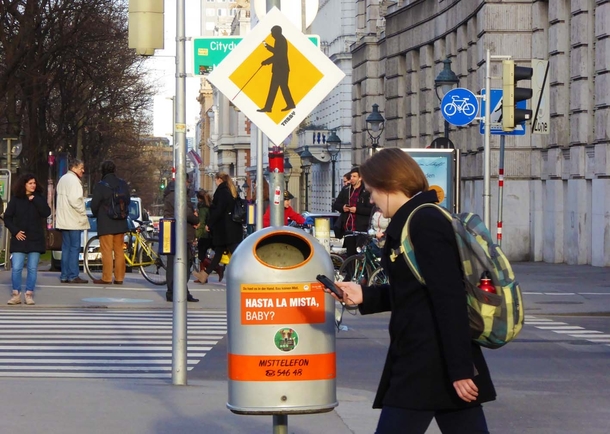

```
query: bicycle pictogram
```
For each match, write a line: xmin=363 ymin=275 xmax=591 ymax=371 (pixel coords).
xmin=443 ymin=95 xmax=477 ymax=117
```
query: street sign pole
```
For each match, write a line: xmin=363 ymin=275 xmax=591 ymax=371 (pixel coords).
xmin=172 ymin=0 xmax=188 ymax=386
xmin=484 ymin=49 xmax=491 ymax=230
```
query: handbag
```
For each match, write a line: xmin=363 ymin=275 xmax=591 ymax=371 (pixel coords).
xmin=46 ymin=229 xmax=63 ymax=251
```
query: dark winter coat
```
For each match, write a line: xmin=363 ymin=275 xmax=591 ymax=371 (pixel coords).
xmin=207 ymin=182 xmax=243 ymax=247
xmin=332 ymin=183 xmax=373 ymax=237
xmin=4 ymin=193 xmax=51 ymax=253
xmin=163 ymin=181 xmax=199 ymax=242
xmin=360 ymin=190 xmax=496 ymax=411
xmin=90 ymin=173 xmax=131 ymax=236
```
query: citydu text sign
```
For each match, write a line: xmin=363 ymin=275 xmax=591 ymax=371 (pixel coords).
xmin=194 ymin=35 xmax=320 ymax=75
xmin=206 ymin=8 xmax=345 ymax=145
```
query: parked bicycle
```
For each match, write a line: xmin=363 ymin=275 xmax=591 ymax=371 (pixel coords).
xmin=84 ymin=219 xmax=167 ymax=285
xmin=337 ymin=231 xmax=388 ymax=286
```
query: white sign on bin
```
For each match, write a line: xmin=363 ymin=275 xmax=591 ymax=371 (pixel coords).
xmin=207 ymin=7 xmax=345 ymax=145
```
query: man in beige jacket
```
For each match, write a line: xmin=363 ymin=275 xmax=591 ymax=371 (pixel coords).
xmin=56 ymin=158 xmax=90 ymax=283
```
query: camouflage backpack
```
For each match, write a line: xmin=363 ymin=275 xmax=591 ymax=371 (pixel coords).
xmin=396 ymin=203 xmax=524 ymax=349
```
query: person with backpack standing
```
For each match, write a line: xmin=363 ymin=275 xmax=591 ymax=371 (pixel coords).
xmin=331 ymin=148 xmax=496 ymax=434
xmin=56 ymin=158 xmax=90 ymax=284
xmin=90 ymin=160 xmax=131 ymax=285
xmin=192 ymin=172 xmax=243 ymax=284
xmin=4 ymin=173 xmax=51 ymax=305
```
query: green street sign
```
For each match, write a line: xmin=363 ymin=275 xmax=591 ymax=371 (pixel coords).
xmin=193 ymin=35 xmax=320 ymax=75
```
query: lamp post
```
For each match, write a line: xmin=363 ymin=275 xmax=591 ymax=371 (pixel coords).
xmin=298 ymin=145 xmax=313 ymax=211
xmin=434 ymin=57 xmax=460 ymax=138
xmin=325 ymin=129 xmax=341 ymax=200
xmin=283 ymin=156 xmax=292 ymax=191
xmin=365 ymin=104 xmax=385 ymax=152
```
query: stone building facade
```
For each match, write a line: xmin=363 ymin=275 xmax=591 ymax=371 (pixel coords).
xmin=351 ymin=0 xmax=610 ymax=266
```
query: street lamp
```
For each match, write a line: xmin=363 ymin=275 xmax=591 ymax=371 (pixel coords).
xmin=434 ymin=57 xmax=460 ymax=138
xmin=283 ymin=156 xmax=292 ymax=191
xmin=298 ymin=145 xmax=313 ymax=211
xmin=365 ymin=104 xmax=385 ymax=151
xmin=325 ymin=129 xmax=341 ymax=200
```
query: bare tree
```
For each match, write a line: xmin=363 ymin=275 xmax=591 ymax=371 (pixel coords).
xmin=0 ymin=0 xmax=159 ymax=196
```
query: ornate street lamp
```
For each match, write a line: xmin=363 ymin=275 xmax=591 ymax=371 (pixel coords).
xmin=325 ymin=129 xmax=341 ymax=200
xmin=434 ymin=57 xmax=460 ymax=138
xmin=365 ymin=104 xmax=385 ymax=151
xmin=298 ymin=145 xmax=313 ymax=211
xmin=283 ymin=156 xmax=292 ymax=191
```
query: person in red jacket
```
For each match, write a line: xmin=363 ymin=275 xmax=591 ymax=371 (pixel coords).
xmin=263 ymin=190 xmax=306 ymax=227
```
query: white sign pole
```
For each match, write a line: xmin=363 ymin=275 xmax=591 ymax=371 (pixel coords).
xmin=484 ymin=49 xmax=492 ymax=230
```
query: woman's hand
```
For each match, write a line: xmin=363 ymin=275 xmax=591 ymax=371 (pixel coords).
xmin=453 ymin=379 xmax=479 ymax=402
xmin=16 ymin=231 xmax=26 ymax=241
xmin=334 ymin=281 xmax=364 ymax=306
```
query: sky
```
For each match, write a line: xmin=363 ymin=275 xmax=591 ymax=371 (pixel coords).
xmin=148 ymin=0 xmax=203 ymax=143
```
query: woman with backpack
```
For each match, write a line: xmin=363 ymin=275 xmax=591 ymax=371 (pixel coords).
xmin=4 ymin=173 xmax=51 ymax=305
xmin=192 ymin=172 xmax=243 ymax=284
xmin=331 ymin=148 xmax=496 ymax=434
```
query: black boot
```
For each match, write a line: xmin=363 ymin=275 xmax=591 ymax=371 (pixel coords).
xmin=187 ymin=292 xmax=199 ymax=303
xmin=166 ymin=292 xmax=173 ymax=302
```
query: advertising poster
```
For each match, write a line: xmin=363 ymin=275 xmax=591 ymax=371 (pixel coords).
xmin=403 ymin=149 xmax=457 ymax=212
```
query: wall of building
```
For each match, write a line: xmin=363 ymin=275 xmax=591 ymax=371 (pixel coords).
xmin=351 ymin=0 xmax=610 ymax=265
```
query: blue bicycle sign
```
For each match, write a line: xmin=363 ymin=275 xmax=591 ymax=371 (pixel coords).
xmin=441 ymin=88 xmax=479 ymax=127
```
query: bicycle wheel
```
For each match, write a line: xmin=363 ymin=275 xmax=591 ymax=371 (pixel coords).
xmin=83 ymin=235 xmax=103 ymax=281
xmin=369 ymin=267 xmax=389 ymax=286
xmin=463 ymin=102 xmax=476 ymax=116
xmin=138 ymin=237 xmax=167 ymax=285
xmin=443 ymin=103 xmax=457 ymax=117
xmin=338 ymin=254 xmax=372 ymax=285
xmin=330 ymin=253 xmax=344 ymax=270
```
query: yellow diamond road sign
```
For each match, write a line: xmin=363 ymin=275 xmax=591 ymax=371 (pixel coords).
xmin=207 ymin=7 xmax=345 ymax=145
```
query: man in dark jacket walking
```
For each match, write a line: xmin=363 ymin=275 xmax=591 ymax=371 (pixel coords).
xmin=90 ymin=160 xmax=131 ymax=285
xmin=163 ymin=176 xmax=199 ymax=302
xmin=332 ymin=167 xmax=373 ymax=256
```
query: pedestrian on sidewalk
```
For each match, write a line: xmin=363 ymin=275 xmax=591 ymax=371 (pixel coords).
xmin=163 ymin=175 xmax=199 ymax=303
xmin=332 ymin=148 xmax=496 ymax=434
xmin=192 ymin=172 xmax=243 ymax=284
xmin=194 ymin=189 xmax=223 ymax=283
xmin=4 ymin=173 xmax=51 ymax=305
xmin=90 ymin=160 xmax=131 ymax=285
xmin=56 ymin=158 xmax=90 ymax=284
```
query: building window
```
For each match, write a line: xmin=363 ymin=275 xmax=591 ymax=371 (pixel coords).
xmin=206 ymin=8 xmax=215 ymax=16
xmin=205 ymin=22 xmax=215 ymax=31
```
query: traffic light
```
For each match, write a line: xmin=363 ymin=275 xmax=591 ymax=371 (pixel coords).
xmin=160 ymin=178 xmax=167 ymax=191
xmin=128 ymin=0 xmax=164 ymax=56
xmin=502 ymin=60 xmax=533 ymax=131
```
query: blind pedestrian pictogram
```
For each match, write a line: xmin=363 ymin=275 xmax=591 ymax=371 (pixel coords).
xmin=230 ymin=25 xmax=323 ymax=124
xmin=207 ymin=8 xmax=345 ymax=145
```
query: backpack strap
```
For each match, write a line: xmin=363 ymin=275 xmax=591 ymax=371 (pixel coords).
xmin=390 ymin=203 xmax=452 ymax=285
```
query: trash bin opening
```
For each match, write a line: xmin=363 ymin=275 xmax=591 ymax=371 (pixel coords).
xmin=254 ymin=232 xmax=313 ymax=269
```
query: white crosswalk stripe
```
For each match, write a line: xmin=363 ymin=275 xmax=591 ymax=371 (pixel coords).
xmin=0 ymin=309 xmax=227 ymax=379
xmin=525 ymin=315 xmax=610 ymax=347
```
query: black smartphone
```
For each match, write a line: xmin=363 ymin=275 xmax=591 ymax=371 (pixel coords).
xmin=316 ymin=274 xmax=344 ymax=301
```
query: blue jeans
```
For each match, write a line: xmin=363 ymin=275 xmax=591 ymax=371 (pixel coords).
xmin=60 ymin=230 xmax=82 ymax=281
xmin=11 ymin=252 xmax=41 ymax=292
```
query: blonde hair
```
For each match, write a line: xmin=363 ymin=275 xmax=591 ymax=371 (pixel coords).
xmin=360 ymin=148 xmax=428 ymax=197
xmin=216 ymin=172 xmax=238 ymax=198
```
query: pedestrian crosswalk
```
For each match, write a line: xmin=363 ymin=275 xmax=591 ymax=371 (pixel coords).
xmin=0 ymin=309 xmax=227 ymax=378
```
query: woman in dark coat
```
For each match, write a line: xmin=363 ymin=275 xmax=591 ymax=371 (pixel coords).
xmin=4 ymin=173 xmax=51 ymax=305
xmin=193 ymin=172 xmax=243 ymax=283
xmin=333 ymin=149 xmax=495 ymax=434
